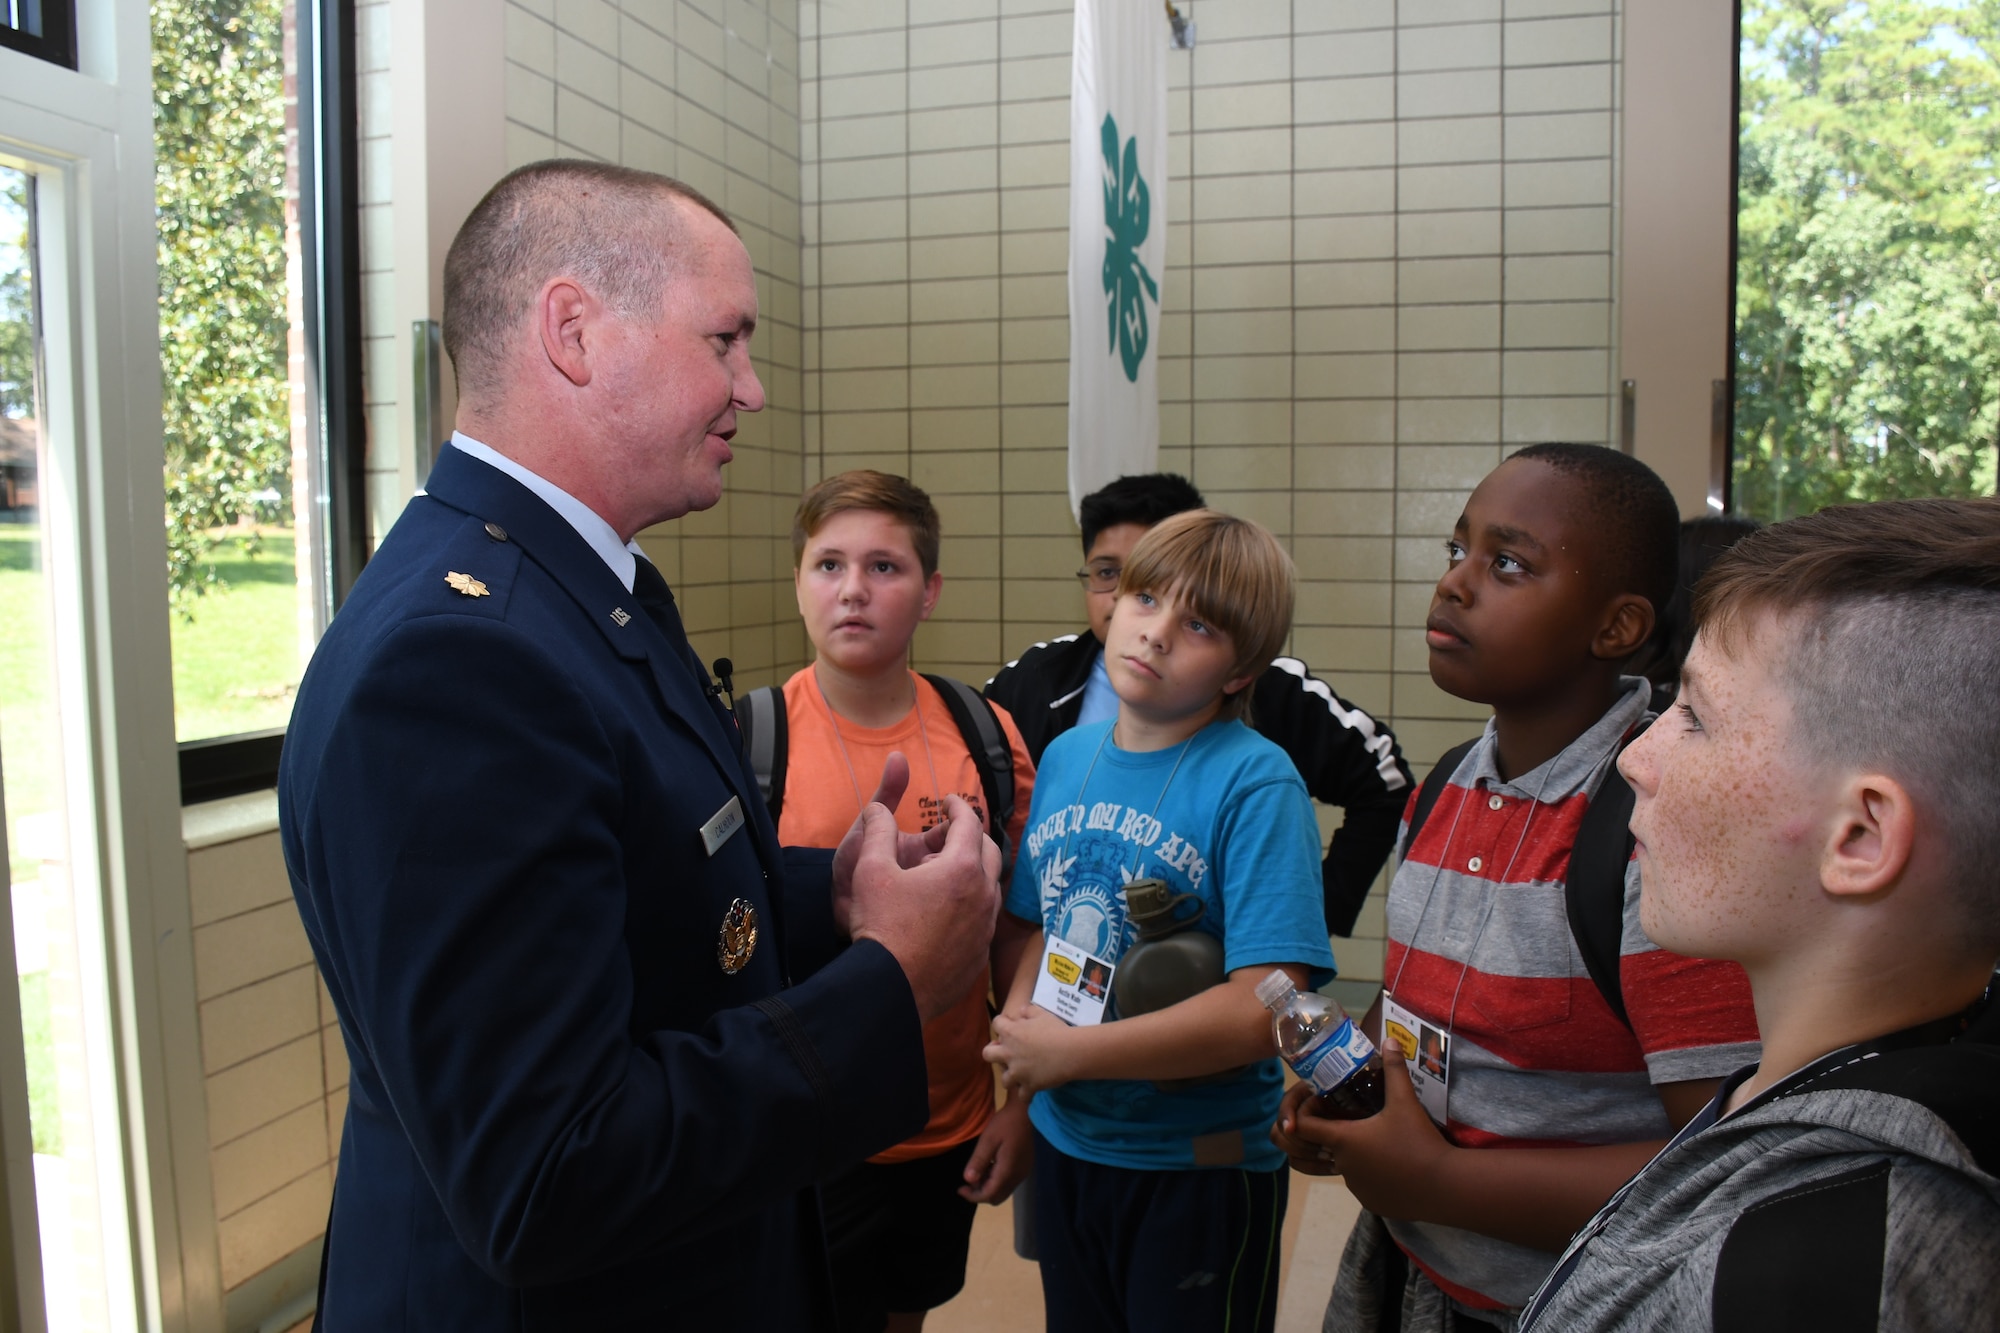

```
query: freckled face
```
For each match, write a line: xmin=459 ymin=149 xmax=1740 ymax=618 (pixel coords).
xmin=1619 ymin=616 xmax=1831 ymax=964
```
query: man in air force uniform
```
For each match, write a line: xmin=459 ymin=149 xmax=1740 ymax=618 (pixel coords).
xmin=280 ymin=160 xmax=1001 ymax=1331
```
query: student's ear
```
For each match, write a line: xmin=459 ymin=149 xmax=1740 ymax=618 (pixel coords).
xmin=1821 ymin=772 xmax=1917 ymax=900
xmin=537 ymin=278 xmax=596 ymax=387
xmin=1592 ymin=594 xmax=1655 ymax=662
xmin=918 ymin=570 xmax=943 ymax=621
xmin=1223 ymin=671 xmax=1256 ymax=700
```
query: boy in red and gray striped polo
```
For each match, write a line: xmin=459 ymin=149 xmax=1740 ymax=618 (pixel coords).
xmin=1273 ymin=444 xmax=1760 ymax=1329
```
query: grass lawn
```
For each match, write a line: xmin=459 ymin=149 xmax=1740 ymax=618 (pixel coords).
xmin=168 ymin=529 xmax=308 ymax=743
xmin=4 ymin=519 xmax=305 ymax=1154
xmin=2 ymin=522 xmax=305 ymax=882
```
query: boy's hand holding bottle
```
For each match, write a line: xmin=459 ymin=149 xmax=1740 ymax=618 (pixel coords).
xmin=1269 ymin=1040 xmax=1457 ymax=1219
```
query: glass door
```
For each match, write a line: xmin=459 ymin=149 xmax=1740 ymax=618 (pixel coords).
xmin=1 ymin=157 xmax=120 ymax=1333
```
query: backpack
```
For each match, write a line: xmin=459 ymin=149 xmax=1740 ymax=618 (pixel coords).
xmin=737 ymin=674 xmax=1016 ymax=867
xmin=1403 ymin=736 xmax=1638 ymax=1028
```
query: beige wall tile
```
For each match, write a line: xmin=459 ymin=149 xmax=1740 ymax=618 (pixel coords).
xmin=1502 ymin=61 xmax=1610 ymax=114
xmin=1398 ymin=116 xmax=1502 ymax=166
xmin=1398 ymin=21 xmax=1500 ymax=73
xmin=1295 ymin=306 xmax=1395 ymax=355
xmin=1398 ymin=161 xmax=1502 ymax=211
xmin=1295 ymin=75 xmax=1396 ymax=126
xmin=1296 ymin=122 xmax=1397 ymax=172
xmin=1502 ymin=204 xmax=1609 ymax=253
xmin=1501 ymin=394 xmax=1610 ymax=442
xmin=1505 ymin=109 xmax=1612 ymax=160
xmin=1191 ymin=171 xmax=1293 ymax=221
xmin=1296 ymin=214 xmax=1397 ymax=262
xmin=1296 ymin=259 xmax=1397 ymax=308
xmin=212 ymin=1103 xmax=329 ymax=1218
xmin=1405 ymin=0 xmax=1503 ymax=23
xmin=1504 ymin=253 xmax=1610 ymax=301
xmin=194 ymin=903 xmax=317 ymax=1003
xmin=1295 ymin=28 xmax=1396 ymax=78
xmin=1397 ymin=397 xmax=1501 ymax=443
xmin=219 ymin=1166 xmax=332 ymax=1291
xmin=1191 ymin=81 xmax=1293 ymax=132
xmin=1396 ymin=68 xmax=1500 ymax=119
xmin=1505 ymin=157 xmax=1612 ymax=208
xmin=206 ymin=1036 xmax=323 ymax=1149
xmin=1502 ymin=300 xmax=1610 ymax=348
xmin=1502 ymin=348 xmax=1608 ymax=396
xmin=1505 ymin=14 xmax=1614 ymax=66
xmin=1296 ymin=442 xmax=1396 ymax=488
xmin=187 ymin=833 xmax=292 ymax=927
xmin=202 ymin=967 xmax=321 ymax=1076
xmin=1298 ymin=0 xmax=1396 ymax=34
xmin=1397 ymin=209 xmax=1500 ymax=258
xmin=1295 ymin=491 xmax=1397 ymax=536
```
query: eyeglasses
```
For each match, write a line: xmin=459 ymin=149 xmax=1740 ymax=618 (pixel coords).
xmin=1074 ymin=563 xmax=1122 ymax=592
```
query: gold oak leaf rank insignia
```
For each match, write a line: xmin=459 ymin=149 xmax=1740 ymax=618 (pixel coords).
xmin=445 ymin=571 xmax=490 ymax=598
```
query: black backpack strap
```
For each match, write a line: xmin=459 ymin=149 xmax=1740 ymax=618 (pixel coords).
xmin=1568 ymin=749 xmax=1638 ymax=1029
xmin=923 ymin=674 xmax=1013 ymax=847
xmin=738 ymin=685 xmax=788 ymax=820
xmin=1402 ymin=738 xmax=1479 ymax=864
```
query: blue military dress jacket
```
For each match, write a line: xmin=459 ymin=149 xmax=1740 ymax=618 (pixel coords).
xmin=279 ymin=444 xmax=928 ymax=1329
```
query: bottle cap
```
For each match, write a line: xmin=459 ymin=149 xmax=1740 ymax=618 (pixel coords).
xmin=1254 ymin=969 xmax=1297 ymax=1011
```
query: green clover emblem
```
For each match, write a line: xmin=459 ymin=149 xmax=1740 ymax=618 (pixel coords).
xmin=1099 ymin=113 xmax=1159 ymax=383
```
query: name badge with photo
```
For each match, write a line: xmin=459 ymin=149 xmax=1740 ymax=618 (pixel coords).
xmin=1031 ymin=936 xmax=1116 ymax=1027
xmin=1382 ymin=991 xmax=1452 ymax=1126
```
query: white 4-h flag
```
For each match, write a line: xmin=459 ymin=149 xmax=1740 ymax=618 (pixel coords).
xmin=1068 ymin=0 xmax=1167 ymax=519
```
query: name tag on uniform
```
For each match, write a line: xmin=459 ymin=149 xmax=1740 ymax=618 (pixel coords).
xmin=700 ymin=796 xmax=745 ymax=858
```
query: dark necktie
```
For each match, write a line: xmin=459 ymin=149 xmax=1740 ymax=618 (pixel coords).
xmin=630 ymin=557 xmax=735 ymax=733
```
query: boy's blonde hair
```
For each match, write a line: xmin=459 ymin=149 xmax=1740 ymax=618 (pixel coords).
xmin=1117 ymin=509 xmax=1295 ymax=724
xmin=791 ymin=470 xmax=941 ymax=576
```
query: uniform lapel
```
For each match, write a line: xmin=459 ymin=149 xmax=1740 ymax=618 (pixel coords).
xmin=422 ymin=446 xmax=763 ymax=830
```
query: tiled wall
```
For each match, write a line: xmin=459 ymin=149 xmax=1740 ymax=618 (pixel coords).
xmin=356 ymin=0 xmax=403 ymax=544
xmin=504 ymin=0 xmax=814 ymax=685
xmin=800 ymin=0 xmax=1624 ymax=981
xmin=184 ymin=800 xmax=343 ymax=1308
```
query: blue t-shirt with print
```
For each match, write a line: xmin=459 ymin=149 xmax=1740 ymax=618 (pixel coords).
xmin=1004 ymin=717 xmax=1336 ymax=1172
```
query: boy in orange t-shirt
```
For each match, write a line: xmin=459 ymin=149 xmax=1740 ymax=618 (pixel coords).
xmin=775 ymin=470 xmax=1036 ymax=1333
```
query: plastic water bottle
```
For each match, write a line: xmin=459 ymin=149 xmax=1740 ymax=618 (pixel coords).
xmin=1255 ymin=970 xmax=1385 ymax=1119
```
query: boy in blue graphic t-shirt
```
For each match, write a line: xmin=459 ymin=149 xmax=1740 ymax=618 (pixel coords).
xmin=985 ymin=509 xmax=1337 ymax=1333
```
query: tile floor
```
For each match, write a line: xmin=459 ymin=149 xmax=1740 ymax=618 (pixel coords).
xmin=931 ymin=1174 xmax=1362 ymax=1333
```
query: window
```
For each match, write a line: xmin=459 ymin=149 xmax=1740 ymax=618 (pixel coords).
xmin=157 ymin=0 xmax=365 ymax=801
xmin=1734 ymin=0 xmax=2000 ymax=522
xmin=2 ymin=153 xmax=137 ymax=1333
xmin=0 ymin=0 xmax=75 ymax=68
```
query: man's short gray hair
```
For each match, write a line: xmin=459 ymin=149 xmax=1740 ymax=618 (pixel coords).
xmin=441 ymin=160 xmax=735 ymax=401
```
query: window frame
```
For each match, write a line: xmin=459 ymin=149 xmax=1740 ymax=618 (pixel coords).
xmin=174 ymin=0 xmax=366 ymax=804
xmin=0 ymin=0 xmax=76 ymax=69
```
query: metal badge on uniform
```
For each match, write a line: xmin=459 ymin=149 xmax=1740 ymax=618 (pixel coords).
xmin=700 ymin=795 xmax=745 ymax=857
xmin=717 ymin=898 xmax=758 ymax=974
xmin=445 ymin=571 xmax=489 ymax=597
xmin=1382 ymin=991 xmax=1451 ymax=1126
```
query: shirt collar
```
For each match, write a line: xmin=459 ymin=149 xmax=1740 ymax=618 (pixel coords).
xmin=448 ymin=432 xmax=646 ymax=591
xmin=1466 ymin=676 xmax=1653 ymax=800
